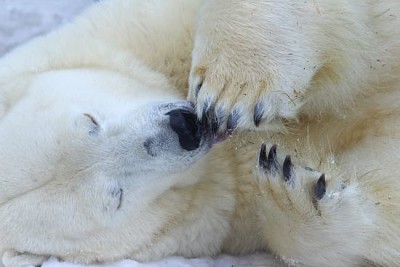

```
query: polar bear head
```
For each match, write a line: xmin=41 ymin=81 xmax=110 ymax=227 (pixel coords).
xmin=0 ymin=68 xmax=213 ymax=233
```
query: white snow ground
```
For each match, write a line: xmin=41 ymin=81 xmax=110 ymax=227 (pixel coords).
xmin=0 ymin=1 xmax=286 ymax=266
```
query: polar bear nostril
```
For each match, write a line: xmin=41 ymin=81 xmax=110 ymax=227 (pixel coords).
xmin=166 ymin=109 xmax=201 ymax=151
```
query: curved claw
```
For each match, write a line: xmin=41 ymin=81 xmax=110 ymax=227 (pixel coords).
xmin=315 ymin=174 xmax=326 ymax=200
xmin=267 ymin=144 xmax=278 ymax=173
xmin=259 ymin=143 xmax=267 ymax=169
xmin=211 ymin=115 xmax=219 ymax=134
xmin=282 ymin=155 xmax=293 ymax=182
xmin=253 ymin=102 xmax=264 ymax=127
xmin=259 ymin=144 xmax=279 ymax=173
xmin=226 ymin=110 xmax=240 ymax=134
xmin=195 ymin=82 xmax=202 ymax=97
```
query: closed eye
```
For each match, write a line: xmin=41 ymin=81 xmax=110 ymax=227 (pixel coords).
xmin=83 ymin=113 xmax=99 ymax=127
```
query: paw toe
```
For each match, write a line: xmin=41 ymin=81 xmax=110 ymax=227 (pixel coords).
xmin=195 ymin=82 xmax=203 ymax=98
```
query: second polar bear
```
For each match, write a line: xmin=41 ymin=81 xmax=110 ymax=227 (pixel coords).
xmin=0 ymin=0 xmax=400 ymax=267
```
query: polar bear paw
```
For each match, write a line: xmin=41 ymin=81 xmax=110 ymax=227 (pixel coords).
xmin=2 ymin=250 xmax=48 ymax=267
xmin=255 ymin=144 xmax=326 ymax=214
xmin=189 ymin=65 xmax=275 ymax=134
xmin=188 ymin=7 xmax=307 ymax=134
xmin=188 ymin=55 xmax=303 ymax=134
xmin=253 ymin=144 xmax=374 ymax=266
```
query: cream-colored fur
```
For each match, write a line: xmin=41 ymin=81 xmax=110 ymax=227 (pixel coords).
xmin=0 ymin=0 xmax=399 ymax=266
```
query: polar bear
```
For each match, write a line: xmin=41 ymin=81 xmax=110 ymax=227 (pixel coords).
xmin=1 ymin=0 xmax=400 ymax=267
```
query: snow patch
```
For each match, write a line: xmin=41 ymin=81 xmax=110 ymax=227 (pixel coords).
xmin=0 ymin=0 xmax=94 ymax=55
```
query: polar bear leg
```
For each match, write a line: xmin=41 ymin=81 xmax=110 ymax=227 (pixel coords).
xmin=189 ymin=0 xmax=321 ymax=132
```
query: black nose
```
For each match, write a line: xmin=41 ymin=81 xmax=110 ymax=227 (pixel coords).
xmin=166 ymin=109 xmax=202 ymax=151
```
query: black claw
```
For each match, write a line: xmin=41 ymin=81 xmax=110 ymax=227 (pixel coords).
xmin=200 ymin=99 xmax=212 ymax=127
xmin=282 ymin=155 xmax=293 ymax=182
xmin=204 ymin=108 xmax=219 ymax=136
xmin=253 ymin=102 xmax=264 ymax=127
xmin=266 ymin=144 xmax=278 ymax=172
xmin=259 ymin=143 xmax=267 ymax=169
xmin=195 ymin=82 xmax=202 ymax=97
xmin=315 ymin=174 xmax=326 ymax=200
xmin=211 ymin=116 xmax=219 ymax=134
xmin=211 ymin=107 xmax=225 ymax=134
xmin=226 ymin=110 xmax=240 ymax=134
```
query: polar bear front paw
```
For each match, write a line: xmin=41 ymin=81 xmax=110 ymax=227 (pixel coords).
xmin=255 ymin=144 xmax=326 ymax=214
xmin=189 ymin=64 xmax=278 ymax=134
xmin=188 ymin=50 xmax=305 ymax=134
xmin=253 ymin=144 xmax=374 ymax=266
xmin=2 ymin=250 xmax=48 ymax=267
xmin=188 ymin=2 xmax=315 ymax=134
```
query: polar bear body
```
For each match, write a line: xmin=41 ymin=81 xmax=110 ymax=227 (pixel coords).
xmin=0 ymin=0 xmax=400 ymax=266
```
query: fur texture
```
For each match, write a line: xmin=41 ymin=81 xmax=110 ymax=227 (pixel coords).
xmin=0 ymin=0 xmax=399 ymax=266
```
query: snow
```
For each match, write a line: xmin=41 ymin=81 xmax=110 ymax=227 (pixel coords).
xmin=43 ymin=253 xmax=285 ymax=267
xmin=0 ymin=1 xmax=285 ymax=266
xmin=0 ymin=0 xmax=93 ymax=55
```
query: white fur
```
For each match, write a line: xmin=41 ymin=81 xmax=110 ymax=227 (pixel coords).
xmin=1 ymin=0 xmax=399 ymax=266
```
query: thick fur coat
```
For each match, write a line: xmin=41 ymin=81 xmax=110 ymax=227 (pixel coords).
xmin=0 ymin=1 xmax=399 ymax=266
